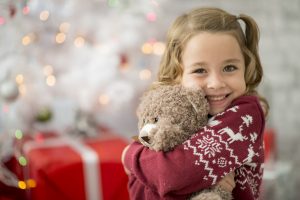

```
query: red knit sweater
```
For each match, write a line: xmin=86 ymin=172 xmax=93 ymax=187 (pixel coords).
xmin=124 ymin=95 xmax=265 ymax=200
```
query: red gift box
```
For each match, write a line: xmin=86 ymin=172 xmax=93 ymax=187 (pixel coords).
xmin=12 ymin=129 xmax=130 ymax=200
xmin=263 ymin=128 xmax=277 ymax=164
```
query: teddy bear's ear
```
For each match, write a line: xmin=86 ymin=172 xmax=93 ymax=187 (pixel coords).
xmin=184 ymin=87 xmax=209 ymax=115
xmin=136 ymin=92 xmax=148 ymax=118
xmin=131 ymin=135 xmax=140 ymax=142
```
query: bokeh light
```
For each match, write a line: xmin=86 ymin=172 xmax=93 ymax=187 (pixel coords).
xmin=40 ymin=10 xmax=50 ymax=21
xmin=99 ymin=94 xmax=110 ymax=105
xmin=15 ymin=129 xmax=23 ymax=139
xmin=139 ymin=69 xmax=152 ymax=80
xmin=55 ymin=32 xmax=66 ymax=44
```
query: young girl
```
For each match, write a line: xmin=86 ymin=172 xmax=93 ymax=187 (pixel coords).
xmin=122 ymin=7 xmax=269 ymax=200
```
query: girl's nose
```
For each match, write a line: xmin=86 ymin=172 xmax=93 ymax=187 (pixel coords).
xmin=206 ymin=73 xmax=226 ymax=89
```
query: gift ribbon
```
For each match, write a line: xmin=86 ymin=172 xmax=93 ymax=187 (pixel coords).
xmin=23 ymin=136 xmax=102 ymax=200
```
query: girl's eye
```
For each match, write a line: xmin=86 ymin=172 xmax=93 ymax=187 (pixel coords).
xmin=193 ymin=68 xmax=206 ymax=74
xmin=154 ymin=117 xmax=158 ymax=123
xmin=224 ymin=65 xmax=237 ymax=72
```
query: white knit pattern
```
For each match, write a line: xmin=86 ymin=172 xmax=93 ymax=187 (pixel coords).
xmin=183 ymin=105 xmax=263 ymax=199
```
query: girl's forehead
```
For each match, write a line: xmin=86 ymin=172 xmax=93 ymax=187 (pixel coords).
xmin=182 ymin=31 xmax=242 ymax=51
xmin=184 ymin=32 xmax=242 ymax=54
xmin=181 ymin=32 xmax=244 ymax=67
xmin=187 ymin=31 xmax=239 ymax=43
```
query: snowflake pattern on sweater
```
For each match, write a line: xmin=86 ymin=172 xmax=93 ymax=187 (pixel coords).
xmin=183 ymin=102 xmax=265 ymax=200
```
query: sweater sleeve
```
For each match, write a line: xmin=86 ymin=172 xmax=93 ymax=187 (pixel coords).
xmin=124 ymin=95 xmax=265 ymax=197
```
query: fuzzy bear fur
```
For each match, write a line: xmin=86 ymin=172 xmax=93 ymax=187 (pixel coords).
xmin=136 ymin=84 xmax=233 ymax=200
xmin=190 ymin=186 xmax=233 ymax=200
xmin=136 ymin=84 xmax=208 ymax=151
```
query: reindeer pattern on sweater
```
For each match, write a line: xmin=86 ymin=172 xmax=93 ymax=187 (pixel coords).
xmin=183 ymin=98 xmax=265 ymax=200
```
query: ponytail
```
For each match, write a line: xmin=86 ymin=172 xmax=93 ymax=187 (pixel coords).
xmin=238 ymin=14 xmax=269 ymax=117
xmin=238 ymin=14 xmax=263 ymax=92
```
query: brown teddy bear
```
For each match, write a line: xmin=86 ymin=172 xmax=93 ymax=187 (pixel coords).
xmin=135 ymin=84 xmax=233 ymax=200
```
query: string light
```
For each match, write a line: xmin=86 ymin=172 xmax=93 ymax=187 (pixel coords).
xmin=22 ymin=35 xmax=31 ymax=46
xmin=15 ymin=74 xmax=24 ymax=84
xmin=18 ymin=181 xmax=26 ymax=189
xmin=55 ymin=32 xmax=66 ymax=44
xmin=141 ymin=41 xmax=165 ymax=55
xmin=98 ymin=94 xmax=110 ymax=105
xmin=146 ymin=12 xmax=157 ymax=22
xmin=0 ymin=17 xmax=5 ymax=25
xmin=141 ymin=42 xmax=153 ymax=54
xmin=74 ymin=36 xmax=85 ymax=48
xmin=26 ymin=179 xmax=36 ymax=188
xmin=139 ymin=69 xmax=152 ymax=80
xmin=22 ymin=6 xmax=30 ymax=15
xmin=18 ymin=179 xmax=37 ymax=189
xmin=152 ymin=42 xmax=165 ymax=55
xmin=15 ymin=129 xmax=23 ymax=139
xmin=39 ymin=10 xmax=50 ymax=21
xmin=46 ymin=75 xmax=56 ymax=86
xmin=18 ymin=156 xmax=27 ymax=166
xmin=22 ymin=33 xmax=36 ymax=46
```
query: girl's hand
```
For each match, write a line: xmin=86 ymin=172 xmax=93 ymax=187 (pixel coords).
xmin=216 ymin=172 xmax=236 ymax=192
xmin=121 ymin=145 xmax=131 ymax=175
xmin=259 ymin=99 xmax=269 ymax=117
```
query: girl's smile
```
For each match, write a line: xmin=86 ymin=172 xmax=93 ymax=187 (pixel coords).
xmin=181 ymin=32 xmax=246 ymax=115
xmin=206 ymin=93 xmax=232 ymax=114
xmin=206 ymin=94 xmax=230 ymax=105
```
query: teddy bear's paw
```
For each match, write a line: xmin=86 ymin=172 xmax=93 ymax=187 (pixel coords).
xmin=190 ymin=191 xmax=222 ymax=200
xmin=211 ymin=185 xmax=233 ymax=200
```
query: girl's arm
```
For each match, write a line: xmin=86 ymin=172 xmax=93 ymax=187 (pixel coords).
xmin=124 ymin=95 xmax=265 ymax=196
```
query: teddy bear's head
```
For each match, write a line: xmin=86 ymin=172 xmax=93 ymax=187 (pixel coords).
xmin=136 ymin=84 xmax=209 ymax=152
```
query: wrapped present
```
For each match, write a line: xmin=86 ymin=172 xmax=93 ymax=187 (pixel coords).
xmin=263 ymin=128 xmax=277 ymax=164
xmin=12 ymin=129 xmax=129 ymax=200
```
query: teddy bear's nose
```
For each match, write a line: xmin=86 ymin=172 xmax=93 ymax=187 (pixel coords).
xmin=141 ymin=136 xmax=150 ymax=144
xmin=139 ymin=134 xmax=151 ymax=146
xmin=139 ymin=123 xmax=157 ymax=147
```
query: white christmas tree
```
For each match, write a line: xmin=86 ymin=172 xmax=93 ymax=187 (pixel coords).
xmin=0 ymin=0 xmax=170 ymax=186
xmin=0 ymin=0 xmax=170 ymax=137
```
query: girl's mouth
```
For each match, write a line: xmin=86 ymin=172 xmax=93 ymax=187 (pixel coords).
xmin=205 ymin=94 xmax=231 ymax=111
xmin=205 ymin=93 xmax=232 ymax=115
xmin=206 ymin=94 xmax=230 ymax=102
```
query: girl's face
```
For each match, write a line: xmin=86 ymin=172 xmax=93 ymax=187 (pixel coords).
xmin=181 ymin=32 xmax=246 ymax=115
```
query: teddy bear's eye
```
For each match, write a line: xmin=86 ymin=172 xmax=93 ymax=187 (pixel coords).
xmin=154 ymin=117 xmax=158 ymax=123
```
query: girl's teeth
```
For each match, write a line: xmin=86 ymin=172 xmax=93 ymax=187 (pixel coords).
xmin=207 ymin=96 xmax=226 ymax=101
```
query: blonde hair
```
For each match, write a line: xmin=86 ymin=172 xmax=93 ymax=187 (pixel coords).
xmin=153 ymin=7 xmax=269 ymax=116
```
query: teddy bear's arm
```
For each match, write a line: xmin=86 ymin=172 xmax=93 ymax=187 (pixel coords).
xmin=124 ymin=95 xmax=265 ymax=197
xmin=190 ymin=185 xmax=233 ymax=200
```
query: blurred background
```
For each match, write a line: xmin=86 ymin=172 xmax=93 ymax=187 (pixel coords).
xmin=0 ymin=0 xmax=299 ymax=199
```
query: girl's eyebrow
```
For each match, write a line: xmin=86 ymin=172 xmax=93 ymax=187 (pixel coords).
xmin=189 ymin=58 xmax=241 ymax=68
xmin=223 ymin=58 xmax=242 ymax=64
xmin=190 ymin=62 xmax=207 ymax=68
